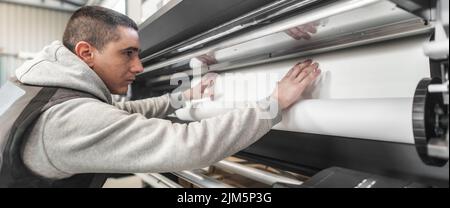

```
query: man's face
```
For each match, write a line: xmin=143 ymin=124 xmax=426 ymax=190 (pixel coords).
xmin=92 ymin=26 xmax=143 ymax=95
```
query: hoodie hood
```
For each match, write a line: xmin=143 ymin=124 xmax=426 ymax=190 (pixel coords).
xmin=16 ymin=41 xmax=112 ymax=104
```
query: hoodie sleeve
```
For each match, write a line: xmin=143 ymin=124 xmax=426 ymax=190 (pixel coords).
xmin=113 ymin=92 xmax=186 ymax=119
xmin=24 ymin=97 xmax=282 ymax=179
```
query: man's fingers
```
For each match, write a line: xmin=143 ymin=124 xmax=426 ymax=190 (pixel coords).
xmin=312 ymin=21 xmax=321 ymax=27
xmin=289 ymin=27 xmax=311 ymax=40
xmin=302 ymin=32 xmax=311 ymax=40
xmin=295 ymin=62 xmax=319 ymax=82
xmin=203 ymin=74 xmax=217 ymax=81
xmin=285 ymin=29 xmax=302 ymax=40
xmin=299 ymin=68 xmax=321 ymax=88
xmin=201 ymin=80 xmax=215 ymax=95
xmin=205 ymin=73 xmax=218 ymax=79
xmin=304 ymin=24 xmax=317 ymax=34
xmin=291 ymin=60 xmax=313 ymax=78
xmin=292 ymin=27 xmax=311 ymax=40
xmin=285 ymin=66 xmax=295 ymax=77
xmin=201 ymin=73 xmax=218 ymax=86
xmin=285 ymin=59 xmax=312 ymax=78
xmin=205 ymin=86 xmax=215 ymax=100
xmin=290 ymin=65 xmax=304 ymax=79
xmin=299 ymin=59 xmax=313 ymax=69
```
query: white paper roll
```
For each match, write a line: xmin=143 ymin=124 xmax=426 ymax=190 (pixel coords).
xmin=176 ymin=36 xmax=430 ymax=144
xmin=274 ymin=98 xmax=415 ymax=144
xmin=176 ymin=98 xmax=415 ymax=144
xmin=211 ymin=35 xmax=431 ymax=101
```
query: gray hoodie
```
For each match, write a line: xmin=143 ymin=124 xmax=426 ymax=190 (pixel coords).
xmin=16 ymin=41 xmax=282 ymax=179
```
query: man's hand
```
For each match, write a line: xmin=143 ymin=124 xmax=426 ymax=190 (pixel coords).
xmin=183 ymin=73 xmax=218 ymax=101
xmin=285 ymin=22 xmax=319 ymax=40
xmin=272 ymin=59 xmax=321 ymax=110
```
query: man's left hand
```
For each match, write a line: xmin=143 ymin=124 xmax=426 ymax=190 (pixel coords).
xmin=183 ymin=73 xmax=218 ymax=101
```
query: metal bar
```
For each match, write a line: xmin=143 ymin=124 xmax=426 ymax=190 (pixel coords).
xmin=145 ymin=21 xmax=431 ymax=85
xmin=135 ymin=173 xmax=183 ymax=188
xmin=141 ymin=0 xmax=322 ymax=64
xmin=206 ymin=21 xmax=431 ymax=73
xmin=139 ymin=0 xmax=292 ymax=62
xmin=173 ymin=170 xmax=234 ymax=188
xmin=141 ymin=0 xmax=380 ymax=74
xmin=214 ymin=160 xmax=303 ymax=186
xmin=174 ymin=0 xmax=321 ymax=53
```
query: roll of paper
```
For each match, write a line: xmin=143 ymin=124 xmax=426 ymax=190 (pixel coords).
xmin=176 ymin=36 xmax=430 ymax=144
xmin=176 ymin=98 xmax=414 ymax=144
xmin=274 ymin=98 xmax=415 ymax=144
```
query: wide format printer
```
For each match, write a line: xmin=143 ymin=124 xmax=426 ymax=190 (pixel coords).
xmin=133 ymin=0 xmax=449 ymax=187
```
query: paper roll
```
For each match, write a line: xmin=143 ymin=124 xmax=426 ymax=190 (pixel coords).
xmin=176 ymin=98 xmax=415 ymax=144
xmin=274 ymin=98 xmax=415 ymax=144
xmin=177 ymin=36 xmax=430 ymax=144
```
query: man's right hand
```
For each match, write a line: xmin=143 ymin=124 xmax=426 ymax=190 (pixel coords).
xmin=271 ymin=59 xmax=321 ymax=110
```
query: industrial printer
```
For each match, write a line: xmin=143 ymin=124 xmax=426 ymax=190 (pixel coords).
xmin=132 ymin=0 xmax=449 ymax=188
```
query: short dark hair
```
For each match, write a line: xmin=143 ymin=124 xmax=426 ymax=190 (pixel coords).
xmin=63 ymin=6 xmax=138 ymax=53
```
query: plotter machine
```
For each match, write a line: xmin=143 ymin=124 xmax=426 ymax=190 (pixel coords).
xmin=132 ymin=0 xmax=449 ymax=188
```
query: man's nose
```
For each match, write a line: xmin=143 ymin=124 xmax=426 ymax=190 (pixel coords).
xmin=131 ymin=57 xmax=144 ymax=74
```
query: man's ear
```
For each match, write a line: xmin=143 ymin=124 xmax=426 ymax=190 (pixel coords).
xmin=74 ymin=41 xmax=95 ymax=67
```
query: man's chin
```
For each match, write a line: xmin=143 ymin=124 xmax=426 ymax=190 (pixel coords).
xmin=111 ymin=87 xmax=129 ymax=95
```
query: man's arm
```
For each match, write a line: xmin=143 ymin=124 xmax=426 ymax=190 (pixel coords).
xmin=113 ymin=93 xmax=183 ymax=119
xmin=113 ymin=74 xmax=216 ymax=118
xmin=23 ymin=97 xmax=280 ymax=179
xmin=22 ymin=60 xmax=320 ymax=179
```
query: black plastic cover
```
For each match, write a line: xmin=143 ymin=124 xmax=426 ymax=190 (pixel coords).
xmin=139 ymin=0 xmax=274 ymax=61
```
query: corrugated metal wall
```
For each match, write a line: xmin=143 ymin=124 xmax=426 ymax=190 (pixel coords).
xmin=0 ymin=2 xmax=71 ymax=86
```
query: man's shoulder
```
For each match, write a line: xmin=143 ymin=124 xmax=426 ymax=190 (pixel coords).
xmin=47 ymin=97 xmax=119 ymax=116
xmin=41 ymin=97 xmax=130 ymax=135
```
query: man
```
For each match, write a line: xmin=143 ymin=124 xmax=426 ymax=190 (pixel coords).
xmin=4 ymin=6 xmax=320 ymax=186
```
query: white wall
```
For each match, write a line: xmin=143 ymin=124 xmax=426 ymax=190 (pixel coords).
xmin=0 ymin=2 xmax=71 ymax=86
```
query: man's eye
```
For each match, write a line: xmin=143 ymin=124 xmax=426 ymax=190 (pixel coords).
xmin=124 ymin=50 xmax=137 ymax=58
xmin=125 ymin=51 xmax=134 ymax=57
